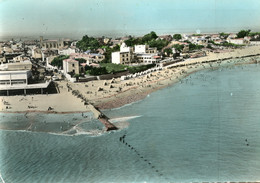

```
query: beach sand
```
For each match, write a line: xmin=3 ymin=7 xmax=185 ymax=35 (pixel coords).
xmin=1 ymin=45 xmax=260 ymax=113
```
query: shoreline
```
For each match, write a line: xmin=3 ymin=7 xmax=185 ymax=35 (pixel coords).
xmin=95 ymin=55 xmax=260 ymax=110
xmin=1 ymin=46 xmax=260 ymax=114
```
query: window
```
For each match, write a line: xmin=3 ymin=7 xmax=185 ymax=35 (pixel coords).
xmin=72 ymin=64 xmax=75 ymax=67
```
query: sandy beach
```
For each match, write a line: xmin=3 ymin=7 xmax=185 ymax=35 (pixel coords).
xmin=1 ymin=45 xmax=260 ymax=113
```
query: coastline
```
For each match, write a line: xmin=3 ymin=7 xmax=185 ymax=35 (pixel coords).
xmin=1 ymin=46 xmax=260 ymax=113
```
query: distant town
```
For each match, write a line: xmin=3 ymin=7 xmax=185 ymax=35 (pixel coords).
xmin=0 ymin=30 xmax=260 ymax=96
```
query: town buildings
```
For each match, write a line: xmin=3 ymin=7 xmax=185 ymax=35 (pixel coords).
xmin=111 ymin=43 xmax=160 ymax=65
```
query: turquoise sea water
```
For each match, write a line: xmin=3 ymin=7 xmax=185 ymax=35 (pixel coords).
xmin=1 ymin=62 xmax=260 ymax=182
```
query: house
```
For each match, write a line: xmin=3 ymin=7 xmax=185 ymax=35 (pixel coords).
xmin=158 ymin=35 xmax=173 ymax=42
xmin=111 ymin=51 xmax=132 ymax=64
xmin=135 ymin=54 xmax=161 ymax=64
xmin=88 ymin=53 xmax=105 ymax=63
xmin=58 ymin=47 xmax=76 ymax=55
xmin=31 ymin=48 xmax=42 ymax=59
xmin=63 ymin=59 xmax=79 ymax=75
xmin=134 ymin=45 xmax=157 ymax=54
xmin=227 ymin=38 xmax=244 ymax=45
xmin=120 ymin=42 xmax=133 ymax=52
xmin=111 ymin=43 xmax=134 ymax=65
xmin=69 ymin=52 xmax=105 ymax=63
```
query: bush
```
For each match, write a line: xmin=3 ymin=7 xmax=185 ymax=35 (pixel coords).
xmin=128 ymin=64 xmax=155 ymax=74
xmin=85 ymin=66 xmax=108 ymax=75
xmin=51 ymin=55 xmax=69 ymax=69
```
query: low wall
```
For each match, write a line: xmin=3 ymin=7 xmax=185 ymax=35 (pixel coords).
xmin=161 ymin=59 xmax=183 ymax=67
xmin=78 ymin=76 xmax=97 ymax=82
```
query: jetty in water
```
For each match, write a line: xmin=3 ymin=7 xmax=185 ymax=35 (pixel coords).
xmin=69 ymin=89 xmax=118 ymax=131
xmin=87 ymin=104 xmax=118 ymax=131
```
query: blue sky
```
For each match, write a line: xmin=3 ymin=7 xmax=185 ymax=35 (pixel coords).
xmin=0 ymin=0 xmax=260 ymax=38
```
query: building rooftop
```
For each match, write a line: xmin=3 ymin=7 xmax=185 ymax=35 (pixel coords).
xmin=63 ymin=58 xmax=78 ymax=62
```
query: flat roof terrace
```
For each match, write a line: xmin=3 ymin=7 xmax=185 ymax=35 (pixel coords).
xmin=0 ymin=81 xmax=50 ymax=91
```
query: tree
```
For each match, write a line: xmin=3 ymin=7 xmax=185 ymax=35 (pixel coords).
xmin=142 ymin=31 xmax=158 ymax=43
xmin=147 ymin=39 xmax=169 ymax=51
xmin=172 ymin=44 xmax=184 ymax=52
xmin=102 ymin=44 xmax=120 ymax=63
xmin=237 ymin=29 xmax=251 ymax=38
xmin=173 ymin=34 xmax=182 ymax=40
xmin=76 ymin=35 xmax=101 ymax=51
xmin=164 ymin=48 xmax=173 ymax=56
xmin=51 ymin=55 xmax=69 ymax=69
xmin=219 ymin=32 xmax=229 ymax=39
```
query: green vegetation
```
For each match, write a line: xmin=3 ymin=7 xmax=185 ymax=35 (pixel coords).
xmin=163 ymin=48 xmax=173 ymax=56
xmin=75 ymin=58 xmax=87 ymax=64
xmin=100 ymin=63 xmax=126 ymax=73
xmin=125 ymin=31 xmax=169 ymax=51
xmin=249 ymin=32 xmax=260 ymax=41
xmin=249 ymin=32 xmax=260 ymax=37
xmin=127 ymin=64 xmax=155 ymax=74
xmin=237 ymin=29 xmax=251 ymax=38
xmin=85 ymin=66 xmax=108 ymax=75
xmin=76 ymin=35 xmax=101 ymax=51
xmin=142 ymin=31 xmax=158 ymax=42
xmin=208 ymin=40 xmax=244 ymax=48
xmin=219 ymin=32 xmax=229 ymax=39
xmin=188 ymin=43 xmax=204 ymax=51
xmin=173 ymin=34 xmax=182 ymax=40
xmin=124 ymin=36 xmax=142 ymax=47
xmin=192 ymin=34 xmax=202 ymax=36
xmin=51 ymin=55 xmax=69 ymax=68
xmin=172 ymin=44 xmax=184 ymax=52
xmin=85 ymin=63 xmax=155 ymax=76
xmin=147 ymin=38 xmax=169 ymax=50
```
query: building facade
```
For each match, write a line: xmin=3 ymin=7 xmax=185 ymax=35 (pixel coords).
xmin=136 ymin=54 xmax=161 ymax=64
xmin=63 ymin=59 xmax=79 ymax=75
xmin=112 ymin=51 xmax=133 ymax=65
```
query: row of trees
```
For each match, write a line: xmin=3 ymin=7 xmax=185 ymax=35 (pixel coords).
xmin=124 ymin=31 xmax=169 ymax=50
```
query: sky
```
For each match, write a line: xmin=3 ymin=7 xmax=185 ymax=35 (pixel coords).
xmin=0 ymin=0 xmax=260 ymax=39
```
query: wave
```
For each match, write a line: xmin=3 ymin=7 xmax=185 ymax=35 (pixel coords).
xmin=109 ymin=115 xmax=141 ymax=123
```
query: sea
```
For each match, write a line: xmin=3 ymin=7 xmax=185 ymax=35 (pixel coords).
xmin=1 ymin=59 xmax=260 ymax=183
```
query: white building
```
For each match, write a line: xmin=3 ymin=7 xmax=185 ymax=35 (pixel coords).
xmin=111 ymin=43 xmax=134 ymax=64
xmin=120 ymin=43 xmax=133 ymax=52
xmin=59 ymin=48 xmax=76 ymax=55
xmin=134 ymin=45 xmax=157 ymax=54
xmin=136 ymin=54 xmax=161 ymax=64
xmin=228 ymin=38 xmax=244 ymax=45
xmin=111 ymin=52 xmax=132 ymax=64
xmin=0 ymin=70 xmax=31 ymax=86
xmin=0 ymin=61 xmax=50 ymax=95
